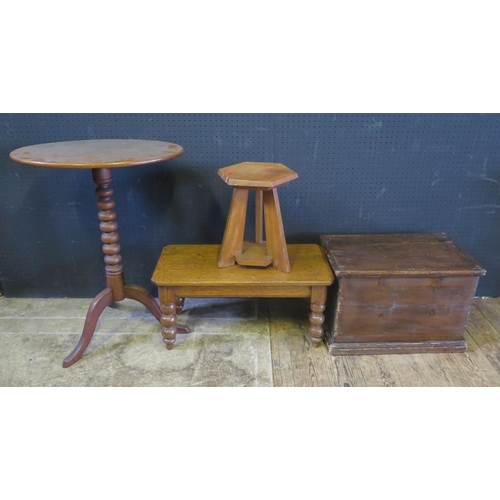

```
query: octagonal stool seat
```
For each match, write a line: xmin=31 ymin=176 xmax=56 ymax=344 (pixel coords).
xmin=217 ymin=162 xmax=298 ymax=273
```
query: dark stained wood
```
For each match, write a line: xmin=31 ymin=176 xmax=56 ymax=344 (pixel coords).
xmin=61 ymin=168 xmax=189 ymax=367
xmin=94 ymin=168 xmax=124 ymax=300
xmin=10 ymin=139 xmax=187 ymax=367
xmin=152 ymin=244 xmax=334 ymax=349
xmin=9 ymin=139 xmax=184 ymax=168
xmin=321 ymin=232 xmax=486 ymax=277
xmin=338 ymin=276 xmax=480 ymax=307
xmin=321 ymin=233 xmax=486 ymax=355
xmin=332 ymin=304 xmax=472 ymax=342
xmin=62 ymin=288 xmax=114 ymax=368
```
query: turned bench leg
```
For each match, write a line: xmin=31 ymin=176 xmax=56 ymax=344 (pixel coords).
xmin=176 ymin=297 xmax=185 ymax=314
xmin=309 ymin=286 xmax=327 ymax=347
xmin=158 ymin=288 xmax=190 ymax=350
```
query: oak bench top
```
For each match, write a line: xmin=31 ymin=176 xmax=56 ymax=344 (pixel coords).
xmin=152 ymin=244 xmax=334 ymax=286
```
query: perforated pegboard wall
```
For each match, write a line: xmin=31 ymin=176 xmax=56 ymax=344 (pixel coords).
xmin=1 ymin=113 xmax=499 ymax=297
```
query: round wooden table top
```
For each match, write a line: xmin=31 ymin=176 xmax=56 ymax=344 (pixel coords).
xmin=9 ymin=139 xmax=184 ymax=169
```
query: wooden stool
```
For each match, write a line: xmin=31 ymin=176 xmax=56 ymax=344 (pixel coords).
xmin=217 ymin=162 xmax=298 ymax=273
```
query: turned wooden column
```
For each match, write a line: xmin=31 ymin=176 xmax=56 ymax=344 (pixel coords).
xmin=61 ymin=168 xmax=191 ymax=367
xmin=94 ymin=168 xmax=125 ymax=300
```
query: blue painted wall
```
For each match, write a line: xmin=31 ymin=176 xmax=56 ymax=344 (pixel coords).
xmin=1 ymin=113 xmax=498 ymax=297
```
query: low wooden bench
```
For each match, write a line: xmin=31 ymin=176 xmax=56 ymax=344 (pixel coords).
xmin=151 ymin=244 xmax=334 ymax=349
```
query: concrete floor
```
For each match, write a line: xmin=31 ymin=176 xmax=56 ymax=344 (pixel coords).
xmin=0 ymin=297 xmax=273 ymax=386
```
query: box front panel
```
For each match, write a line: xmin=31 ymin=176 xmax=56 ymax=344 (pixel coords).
xmin=339 ymin=276 xmax=479 ymax=308
xmin=334 ymin=303 xmax=471 ymax=343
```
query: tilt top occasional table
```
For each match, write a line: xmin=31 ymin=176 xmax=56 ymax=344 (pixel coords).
xmin=10 ymin=139 xmax=190 ymax=368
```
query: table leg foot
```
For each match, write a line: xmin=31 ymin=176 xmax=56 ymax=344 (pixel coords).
xmin=176 ymin=324 xmax=191 ymax=334
xmin=62 ymin=288 xmax=114 ymax=368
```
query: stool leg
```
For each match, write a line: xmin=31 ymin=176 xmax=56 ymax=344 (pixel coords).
xmin=309 ymin=286 xmax=327 ymax=347
xmin=263 ymin=188 xmax=290 ymax=273
xmin=217 ymin=187 xmax=249 ymax=267
xmin=255 ymin=190 xmax=264 ymax=244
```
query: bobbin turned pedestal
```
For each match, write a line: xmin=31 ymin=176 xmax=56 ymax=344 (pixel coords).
xmin=217 ymin=162 xmax=298 ymax=273
xmin=9 ymin=139 xmax=191 ymax=367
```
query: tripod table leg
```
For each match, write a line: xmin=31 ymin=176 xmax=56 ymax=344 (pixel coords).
xmin=62 ymin=288 xmax=114 ymax=368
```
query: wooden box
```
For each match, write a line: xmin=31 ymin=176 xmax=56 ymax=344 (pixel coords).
xmin=320 ymin=233 xmax=486 ymax=355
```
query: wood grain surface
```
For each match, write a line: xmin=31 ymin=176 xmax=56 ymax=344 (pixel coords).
xmin=218 ymin=162 xmax=298 ymax=189
xmin=321 ymin=233 xmax=485 ymax=355
xmin=9 ymin=139 xmax=184 ymax=168
xmin=153 ymin=244 xmax=334 ymax=286
xmin=320 ymin=233 xmax=486 ymax=277
xmin=270 ymin=297 xmax=500 ymax=387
